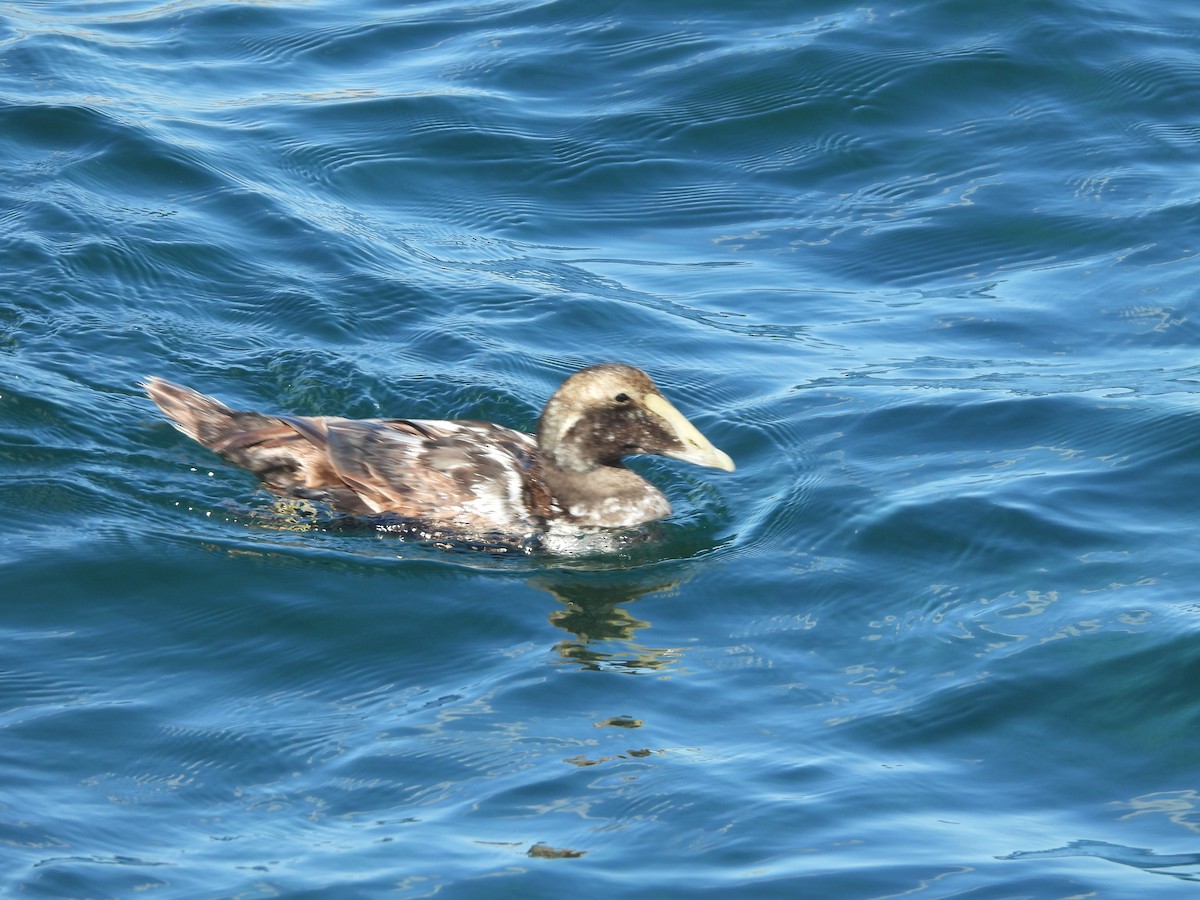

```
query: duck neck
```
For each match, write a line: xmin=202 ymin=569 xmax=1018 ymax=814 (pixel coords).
xmin=536 ymin=400 xmax=609 ymax=474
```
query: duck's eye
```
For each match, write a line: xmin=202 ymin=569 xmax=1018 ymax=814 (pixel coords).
xmin=614 ymin=392 xmax=631 ymax=404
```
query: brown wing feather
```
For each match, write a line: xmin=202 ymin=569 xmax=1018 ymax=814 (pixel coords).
xmin=144 ymin=378 xmax=553 ymax=531
xmin=324 ymin=419 xmax=552 ymax=530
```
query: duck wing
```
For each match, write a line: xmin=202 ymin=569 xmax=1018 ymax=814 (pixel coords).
xmin=144 ymin=377 xmax=553 ymax=530
xmin=322 ymin=418 xmax=554 ymax=530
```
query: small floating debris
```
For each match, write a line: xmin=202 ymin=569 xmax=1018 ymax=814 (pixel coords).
xmin=594 ymin=715 xmax=644 ymax=728
xmin=528 ymin=843 xmax=588 ymax=859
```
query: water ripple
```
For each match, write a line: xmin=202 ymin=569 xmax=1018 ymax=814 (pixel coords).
xmin=4 ymin=0 xmax=1200 ymax=896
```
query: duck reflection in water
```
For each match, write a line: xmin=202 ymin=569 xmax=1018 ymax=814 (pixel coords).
xmin=529 ymin=570 xmax=687 ymax=674
xmin=179 ymin=497 xmax=705 ymax=674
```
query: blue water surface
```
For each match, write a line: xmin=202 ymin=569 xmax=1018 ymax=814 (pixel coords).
xmin=3 ymin=0 xmax=1200 ymax=896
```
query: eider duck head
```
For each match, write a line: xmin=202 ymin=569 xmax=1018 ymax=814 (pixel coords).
xmin=535 ymin=364 xmax=734 ymax=474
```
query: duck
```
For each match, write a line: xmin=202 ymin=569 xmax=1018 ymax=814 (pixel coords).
xmin=143 ymin=364 xmax=734 ymax=548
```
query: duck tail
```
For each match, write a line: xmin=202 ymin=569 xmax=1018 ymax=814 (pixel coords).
xmin=142 ymin=376 xmax=252 ymax=448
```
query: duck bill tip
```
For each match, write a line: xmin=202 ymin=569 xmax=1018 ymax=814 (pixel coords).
xmin=707 ymin=448 xmax=737 ymax=472
xmin=643 ymin=392 xmax=735 ymax=473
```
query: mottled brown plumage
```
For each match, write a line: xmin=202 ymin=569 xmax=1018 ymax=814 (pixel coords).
xmin=143 ymin=364 xmax=733 ymax=544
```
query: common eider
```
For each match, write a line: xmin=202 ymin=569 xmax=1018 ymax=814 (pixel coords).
xmin=143 ymin=364 xmax=733 ymax=547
